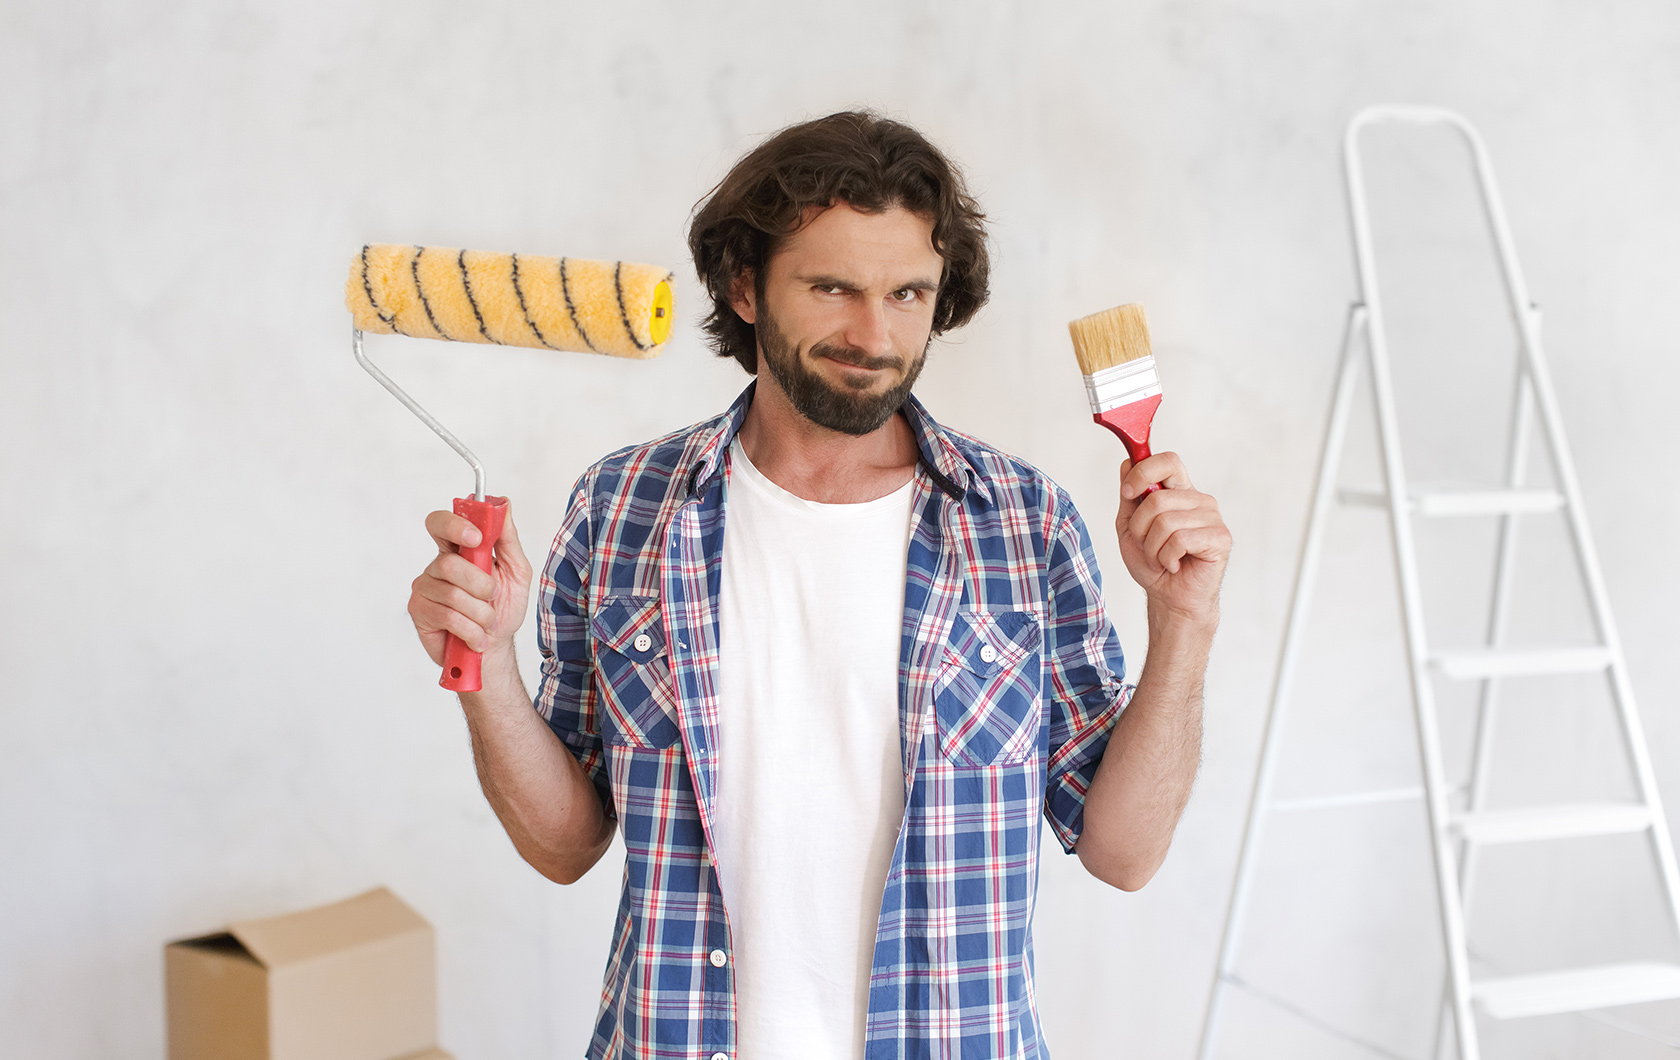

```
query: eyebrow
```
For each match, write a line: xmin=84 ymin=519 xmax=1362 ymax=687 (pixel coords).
xmin=797 ymin=273 xmax=941 ymax=293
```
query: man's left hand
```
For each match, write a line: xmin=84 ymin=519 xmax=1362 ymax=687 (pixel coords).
xmin=1115 ymin=452 xmax=1231 ymax=626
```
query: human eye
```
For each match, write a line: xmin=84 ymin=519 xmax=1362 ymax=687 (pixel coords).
xmin=890 ymin=287 xmax=921 ymax=303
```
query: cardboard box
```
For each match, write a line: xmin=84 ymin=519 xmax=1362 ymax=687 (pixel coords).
xmin=165 ymin=887 xmax=450 ymax=1060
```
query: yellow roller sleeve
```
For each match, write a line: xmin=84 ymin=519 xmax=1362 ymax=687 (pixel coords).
xmin=346 ymin=244 xmax=675 ymax=359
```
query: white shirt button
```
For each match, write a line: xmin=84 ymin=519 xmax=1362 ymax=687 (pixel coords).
xmin=709 ymin=949 xmax=727 ymax=967
xmin=978 ymin=643 xmax=998 ymax=664
xmin=711 ymin=1053 xmax=729 ymax=1060
xmin=633 ymin=633 xmax=653 ymax=653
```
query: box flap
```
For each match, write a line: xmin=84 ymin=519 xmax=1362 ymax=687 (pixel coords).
xmin=230 ymin=888 xmax=429 ymax=968
xmin=166 ymin=934 xmax=268 ymax=1060
xmin=168 ymin=931 xmax=263 ymax=965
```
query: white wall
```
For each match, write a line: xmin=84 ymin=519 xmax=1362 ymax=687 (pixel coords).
xmin=4 ymin=1 xmax=1679 ymax=1056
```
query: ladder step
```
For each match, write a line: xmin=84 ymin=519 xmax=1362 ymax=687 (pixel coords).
xmin=1430 ymin=646 xmax=1613 ymax=679
xmin=1337 ymin=485 xmax=1566 ymax=516
xmin=1474 ymin=962 xmax=1680 ymax=1019
xmin=1451 ymin=802 xmax=1651 ymax=844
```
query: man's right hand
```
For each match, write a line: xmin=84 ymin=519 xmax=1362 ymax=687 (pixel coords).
xmin=406 ymin=501 xmax=612 ymax=884
xmin=408 ymin=504 xmax=534 ymax=667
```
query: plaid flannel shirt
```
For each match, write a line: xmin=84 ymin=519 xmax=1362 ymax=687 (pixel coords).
xmin=535 ymin=384 xmax=1132 ymax=1060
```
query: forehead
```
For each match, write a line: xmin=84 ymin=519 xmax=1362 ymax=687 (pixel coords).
xmin=768 ymin=203 xmax=942 ymax=283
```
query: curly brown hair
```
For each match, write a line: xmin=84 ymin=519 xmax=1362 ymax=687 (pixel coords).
xmin=687 ymin=111 xmax=991 ymax=373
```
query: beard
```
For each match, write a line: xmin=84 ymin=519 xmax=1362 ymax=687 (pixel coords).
xmin=754 ymin=303 xmax=929 ymax=436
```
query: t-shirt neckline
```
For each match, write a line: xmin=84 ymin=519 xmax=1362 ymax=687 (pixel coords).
xmin=728 ymin=438 xmax=916 ymax=514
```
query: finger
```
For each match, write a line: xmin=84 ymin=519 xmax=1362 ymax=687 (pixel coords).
xmin=1123 ymin=451 xmax=1194 ymax=498
xmin=413 ymin=572 xmax=497 ymax=630
xmin=1124 ymin=451 xmax=1191 ymax=496
xmin=414 ymin=572 xmax=497 ymax=630
xmin=427 ymin=551 xmax=498 ymax=602
xmin=425 ymin=510 xmax=483 ymax=551
xmin=1140 ymin=503 xmax=1227 ymax=567
xmin=1141 ymin=508 xmax=1201 ymax=569
xmin=1158 ymin=524 xmax=1234 ymax=574
xmin=408 ymin=589 xmax=491 ymax=652
xmin=415 ymin=627 xmax=447 ymax=667
xmin=1126 ymin=488 xmax=1209 ymax=547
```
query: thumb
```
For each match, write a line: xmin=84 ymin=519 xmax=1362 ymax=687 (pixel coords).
xmin=493 ymin=499 xmax=532 ymax=575
xmin=1116 ymin=458 xmax=1141 ymax=521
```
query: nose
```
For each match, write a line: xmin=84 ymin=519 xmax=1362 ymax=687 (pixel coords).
xmin=843 ymin=298 xmax=894 ymax=358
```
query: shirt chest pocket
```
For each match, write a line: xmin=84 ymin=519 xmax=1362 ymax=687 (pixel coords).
xmin=590 ymin=595 xmax=682 ymax=749
xmin=933 ymin=610 xmax=1044 ymax=767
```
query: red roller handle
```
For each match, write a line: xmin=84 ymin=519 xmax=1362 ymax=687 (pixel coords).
xmin=1094 ymin=393 xmax=1164 ymax=497
xmin=440 ymin=494 xmax=509 ymax=693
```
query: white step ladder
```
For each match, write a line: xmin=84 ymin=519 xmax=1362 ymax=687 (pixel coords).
xmin=1195 ymin=106 xmax=1680 ymax=1060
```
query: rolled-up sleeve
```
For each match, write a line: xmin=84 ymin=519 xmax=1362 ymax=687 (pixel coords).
xmin=533 ymin=474 xmax=614 ymax=818
xmin=1041 ymin=504 xmax=1132 ymax=854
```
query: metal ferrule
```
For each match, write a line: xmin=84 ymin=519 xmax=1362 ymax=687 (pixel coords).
xmin=1083 ymin=355 xmax=1161 ymax=413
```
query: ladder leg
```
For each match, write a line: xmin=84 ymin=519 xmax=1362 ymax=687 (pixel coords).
xmin=1467 ymin=117 xmax=1680 ymax=949
xmin=1195 ymin=304 xmax=1366 ymax=1060
xmin=1461 ymin=336 xmax=1537 ymax=907
xmin=1507 ymin=317 xmax=1680 ymax=945
xmin=1345 ymin=111 xmax=1486 ymax=1059
xmin=1363 ymin=303 xmax=1480 ymax=1060
xmin=1521 ymin=335 xmax=1680 ymax=947
xmin=1611 ymin=661 xmax=1680 ymax=948
xmin=1431 ymin=341 xmax=1536 ymax=1060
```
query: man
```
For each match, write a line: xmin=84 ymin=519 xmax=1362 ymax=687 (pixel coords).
xmin=408 ymin=112 xmax=1230 ymax=1059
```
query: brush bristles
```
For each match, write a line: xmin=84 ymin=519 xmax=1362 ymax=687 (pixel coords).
xmin=1068 ymin=303 xmax=1153 ymax=376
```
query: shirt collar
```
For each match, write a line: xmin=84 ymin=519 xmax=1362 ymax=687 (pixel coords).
xmin=686 ymin=382 xmax=991 ymax=507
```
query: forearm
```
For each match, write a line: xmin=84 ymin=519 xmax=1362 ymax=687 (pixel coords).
xmin=460 ymin=646 xmax=615 ymax=884
xmin=1075 ymin=606 xmax=1213 ymax=890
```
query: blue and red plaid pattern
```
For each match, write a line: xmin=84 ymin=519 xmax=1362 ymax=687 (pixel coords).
xmin=534 ymin=384 xmax=1132 ymax=1059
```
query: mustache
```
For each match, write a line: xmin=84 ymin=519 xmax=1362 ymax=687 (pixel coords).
xmin=810 ymin=342 xmax=904 ymax=372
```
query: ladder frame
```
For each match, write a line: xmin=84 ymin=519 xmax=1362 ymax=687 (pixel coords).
xmin=1195 ymin=105 xmax=1680 ymax=1060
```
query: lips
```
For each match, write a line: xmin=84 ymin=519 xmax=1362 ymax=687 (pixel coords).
xmin=813 ymin=345 xmax=902 ymax=373
xmin=827 ymin=356 xmax=882 ymax=372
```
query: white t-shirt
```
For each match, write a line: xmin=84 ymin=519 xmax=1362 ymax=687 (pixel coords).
xmin=713 ymin=439 xmax=915 ymax=1059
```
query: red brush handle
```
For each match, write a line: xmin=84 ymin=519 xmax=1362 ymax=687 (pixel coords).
xmin=440 ymin=494 xmax=509 ymax=693
xmin=1094 ymin=394 xmax=1164 ymax=496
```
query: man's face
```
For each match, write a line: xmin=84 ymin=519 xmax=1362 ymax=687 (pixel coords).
xmin=734 ymin=203 xmax=944 ymax=435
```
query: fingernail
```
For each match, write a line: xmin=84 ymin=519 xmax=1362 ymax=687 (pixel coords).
xmin=464 ymin=529 xmax=481 ymax=546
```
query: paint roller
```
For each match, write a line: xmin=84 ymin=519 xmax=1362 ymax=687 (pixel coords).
xmin=348 ymin=243 xmax=674 ymax=692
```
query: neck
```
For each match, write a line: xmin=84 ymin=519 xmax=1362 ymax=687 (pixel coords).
xmin=736 ymin=372 xmax=919 ymax=503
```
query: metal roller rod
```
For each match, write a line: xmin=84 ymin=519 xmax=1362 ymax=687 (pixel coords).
xmin=353 ymin=327 xmax=487 ymax=500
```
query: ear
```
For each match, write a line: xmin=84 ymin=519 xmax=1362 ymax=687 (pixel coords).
xmin=728 ymin=269 xmax=758 ymax=325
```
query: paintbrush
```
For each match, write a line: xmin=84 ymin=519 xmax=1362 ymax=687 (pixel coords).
xmin=1068 ymin=302 xmax=1163 ymax=496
